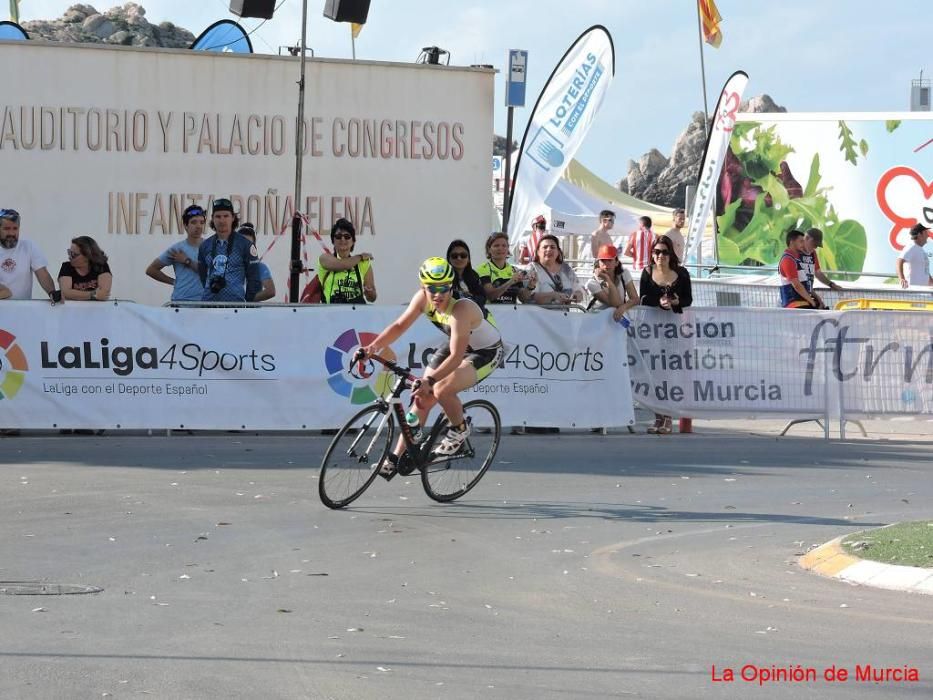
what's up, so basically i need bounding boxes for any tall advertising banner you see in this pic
[684,70,749,261]
[715,113,933,277]
[506,26,615,250]
[0,303,635,430]
[0,42,493,305]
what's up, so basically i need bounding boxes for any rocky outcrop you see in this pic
[621,95,788,208]
[21,3,195,48]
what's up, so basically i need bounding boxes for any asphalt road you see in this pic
[1,421,931,699]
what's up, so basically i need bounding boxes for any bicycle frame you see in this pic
[353,353,472,472]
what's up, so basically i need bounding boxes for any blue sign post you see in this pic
[506,49,528,108]
[503,50,528,232]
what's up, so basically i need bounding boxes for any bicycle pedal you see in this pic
[378,465,398,481]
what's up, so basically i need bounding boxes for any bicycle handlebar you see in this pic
[353,349,418,384]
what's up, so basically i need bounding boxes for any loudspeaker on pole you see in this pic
[229,0,276,20]
[323,0,371,24]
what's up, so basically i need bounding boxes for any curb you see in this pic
[799,536,933,595]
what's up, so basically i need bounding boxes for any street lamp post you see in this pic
[289,0,310,302]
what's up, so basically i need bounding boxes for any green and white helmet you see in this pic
[418,256,455,285]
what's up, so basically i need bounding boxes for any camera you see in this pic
[209,276,226,294]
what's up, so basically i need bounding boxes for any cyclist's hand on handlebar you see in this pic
[412,375,434,398]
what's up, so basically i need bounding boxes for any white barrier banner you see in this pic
[0,303,634,430]
[626,307,933,418]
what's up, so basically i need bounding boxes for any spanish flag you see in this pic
[10,0,20,23]
[698,0,723,48]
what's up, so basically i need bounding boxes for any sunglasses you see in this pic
[67,248,81,259]
[449,252,469,260]
[652,249,670,256]
[0,208,21,223]
[186,207,206,217]
[425,283,452,294]
[332,232,353,240]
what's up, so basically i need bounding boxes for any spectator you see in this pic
[623,215,655,277]
[585,244,639,321]
[896,223,932,289]
[527,234,583,306]
[446,239,486,306]
[145,204,206,302]
[237,224,277,302]
[518,214,548,264]
[639,235,692,435]
[59,236,112,302]
[663,208,686,261]
[198,198,258,303]
[477,232,526,304]
[802,228,842,304]
[317,217,377,304]
[588,209,616,260]
[0,208,60,302]
[779,229,821,309]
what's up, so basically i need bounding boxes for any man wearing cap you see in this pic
[0,209,60,302]
[197,198,259,303]
[145,204,207,302]
[519,214,548,264]
[896,223,932,288]
[802,227,842,309]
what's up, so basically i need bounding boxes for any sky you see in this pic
[14,1,930,185]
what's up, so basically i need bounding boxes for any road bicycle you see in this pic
[319,350,501,509]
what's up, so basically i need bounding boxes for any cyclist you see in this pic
[362,256,503,476]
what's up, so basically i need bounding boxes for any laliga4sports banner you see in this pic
[0,302,634,430]
[684,69,749,262]
[506,25,615,250]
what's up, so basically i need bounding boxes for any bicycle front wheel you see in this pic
[421,399,500,502]
[319,404,395,509]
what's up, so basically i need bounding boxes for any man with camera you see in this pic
[197,198,259,303]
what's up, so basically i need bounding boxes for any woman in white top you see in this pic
[584,244,639,321]
[524,234,583,306]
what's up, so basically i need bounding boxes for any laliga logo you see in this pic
[0,328,29,400]
[876,166,933,251]
[324,329,395,405]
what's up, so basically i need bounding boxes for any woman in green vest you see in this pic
[317,218,377,304]
[477,231,530,304]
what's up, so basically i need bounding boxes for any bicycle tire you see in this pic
[421,399,500,502]
[319,404,395,509]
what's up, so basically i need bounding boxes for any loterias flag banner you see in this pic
[684,70,749,262]
[506,25,615,251]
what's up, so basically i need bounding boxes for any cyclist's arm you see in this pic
[364,289,424,355]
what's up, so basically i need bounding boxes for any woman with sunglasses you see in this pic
[59,236,112,302]
[527,234,582,306]
[317,218,377,304]
[639,235,693,434]
[362,257,503,476]
[446,239,486,306]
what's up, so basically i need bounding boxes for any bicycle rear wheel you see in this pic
[319,404,395,509]
[421,399,500,502]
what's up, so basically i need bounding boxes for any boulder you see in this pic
[621,95,788,208]
[22,3,195,48]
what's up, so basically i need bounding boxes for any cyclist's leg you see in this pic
[433,346,500,455]
[385,349,446,464]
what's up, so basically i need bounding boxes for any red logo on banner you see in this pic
[876,166,933,251]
